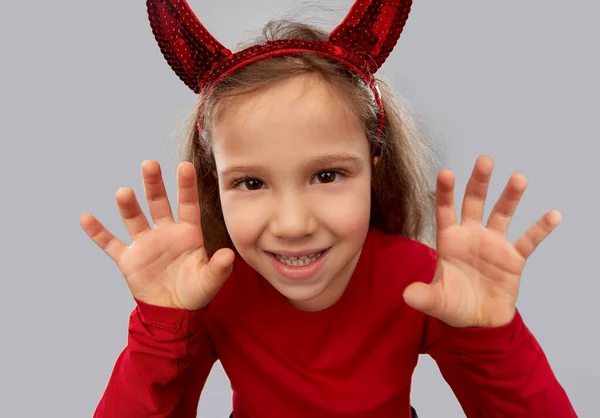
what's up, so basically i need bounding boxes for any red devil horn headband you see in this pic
[146,0,412,142]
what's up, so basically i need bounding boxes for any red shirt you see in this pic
[93,228,577,417]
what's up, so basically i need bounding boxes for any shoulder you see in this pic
[365,228,437,287]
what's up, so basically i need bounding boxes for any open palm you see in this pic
[403,156,561,328]
[80,160,234,310]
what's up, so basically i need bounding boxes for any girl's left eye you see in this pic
[312,170,344,184]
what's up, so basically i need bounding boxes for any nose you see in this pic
[269,191,317,239]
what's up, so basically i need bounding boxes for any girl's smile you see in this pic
[266,247,330,281]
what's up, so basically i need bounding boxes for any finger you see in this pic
[403,281,444,318]
[177,162,202,226]
[201,248,235,295]
[514,210,562,259]
[486,172,528,234]
[115,187,152,239]
[435,169,457,231]
[141,160,174,226]
[79,213,127,263]
[461,155,494,225]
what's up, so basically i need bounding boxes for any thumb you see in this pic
[403,281,443,317]
[203,247,235,294]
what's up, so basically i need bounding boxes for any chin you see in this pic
[273,277,336,312]
[274,277,330,299]
[260,248,349,311]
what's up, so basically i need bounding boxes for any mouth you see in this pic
[265,248,331,280]
[272,250,325,267]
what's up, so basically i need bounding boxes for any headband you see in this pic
[146,0,412,152]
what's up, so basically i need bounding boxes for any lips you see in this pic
[266,248,330,280]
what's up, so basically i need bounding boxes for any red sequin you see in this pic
[146,0,413,144]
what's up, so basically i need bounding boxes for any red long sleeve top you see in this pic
[93,228,577,417]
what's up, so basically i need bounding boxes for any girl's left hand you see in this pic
[403,155,562,328]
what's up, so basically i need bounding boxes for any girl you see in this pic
[81,1,576,417]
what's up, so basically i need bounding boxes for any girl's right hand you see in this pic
[80,160,234,311]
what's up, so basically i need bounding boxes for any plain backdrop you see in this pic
[0,0,598,416]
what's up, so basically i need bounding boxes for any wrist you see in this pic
[474,305,517,329]
[134,298,208,334]
[438,309,524,351]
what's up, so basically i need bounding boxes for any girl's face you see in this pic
[212,74,372,312]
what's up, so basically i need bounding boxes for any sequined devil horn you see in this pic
[146,0,232,93]
[146,0,412,94]
[329,0,412,72]
[147,0,412,150]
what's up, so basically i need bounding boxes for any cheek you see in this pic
[220,193,267,247]
[317,178,372,234]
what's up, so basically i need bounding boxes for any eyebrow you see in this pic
[219,153,365,176]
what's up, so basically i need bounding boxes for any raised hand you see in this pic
[403,156,561,328]
[80,160,234,310]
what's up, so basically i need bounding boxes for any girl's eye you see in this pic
[312,170,344,184]
[235,178,264,191]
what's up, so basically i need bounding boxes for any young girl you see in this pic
[81,1,577,417]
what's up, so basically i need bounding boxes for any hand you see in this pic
[403,156,561,328]
[80,160,234,310]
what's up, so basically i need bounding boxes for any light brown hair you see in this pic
[178,20,438,255]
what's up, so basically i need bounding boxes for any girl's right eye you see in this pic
[233,177,265,191]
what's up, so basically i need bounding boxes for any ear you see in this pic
[211,170,217,179]
[371,156,380,187]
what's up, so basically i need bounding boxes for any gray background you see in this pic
[0,0,597,416]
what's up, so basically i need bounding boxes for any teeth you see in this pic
[275,251,323,267]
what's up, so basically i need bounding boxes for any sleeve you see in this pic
[93,299,218,418]
[420,313,578,417]
[418,250,577,417]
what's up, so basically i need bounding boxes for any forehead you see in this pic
[211,74,369,168]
